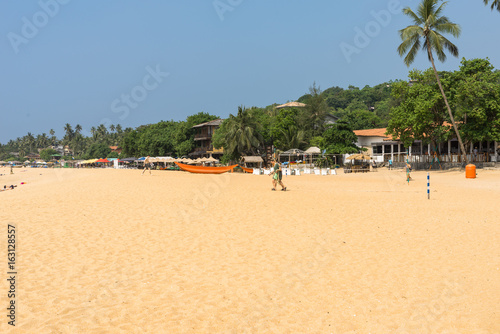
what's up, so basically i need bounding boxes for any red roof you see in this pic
[353,128,393,139]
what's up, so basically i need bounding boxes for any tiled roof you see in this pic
[353,128,391,138]
[192,119,224,128]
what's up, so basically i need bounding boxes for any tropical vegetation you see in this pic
[397,0,467,161]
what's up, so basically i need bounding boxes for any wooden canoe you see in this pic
[174,162,237,174]
[240,166,254,173]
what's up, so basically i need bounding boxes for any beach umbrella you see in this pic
[275,101,307,109]
[281,148,305,155]
[96,158,110,163]
[205,156,219,163]
[304,146,321,154]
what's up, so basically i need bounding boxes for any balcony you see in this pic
[194,134,211,141]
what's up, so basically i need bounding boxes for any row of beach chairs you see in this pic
[251,168,338,176]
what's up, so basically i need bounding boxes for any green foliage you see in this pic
[388,59,500,150]
[40,148,58,161]
[452,58,500,144]
[483,0,500,12]
[270,108,302,150]
[310,136,324,148]
[387,69,452,148]
[340,109,383,130]
[320,120,359,154]
[299,83,329,136]
[398,0,467,159]
[398,0,461,67]
[84,143,111,159]
[215,106,263,161]
[120,112,219,158]
[106,151,119,159]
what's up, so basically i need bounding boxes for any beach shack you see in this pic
[353,127,500,169]
[241,156,263,169]
[191,119,224,159]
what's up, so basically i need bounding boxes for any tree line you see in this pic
[1,0,499,163]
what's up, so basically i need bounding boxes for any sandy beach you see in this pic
[0,166,499,333]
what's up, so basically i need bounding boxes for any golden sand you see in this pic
[0,166,499,333]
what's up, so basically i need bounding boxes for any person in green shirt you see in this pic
[271,159,286,191]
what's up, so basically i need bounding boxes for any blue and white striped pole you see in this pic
[427,173,430,200]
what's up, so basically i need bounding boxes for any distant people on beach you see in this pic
[388,159,393,170]
[142,156,152,175]
[1,185,16,192]
[271,159,286,191]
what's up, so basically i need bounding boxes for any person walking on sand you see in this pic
[271,159,286,191]
[141,156,152,175]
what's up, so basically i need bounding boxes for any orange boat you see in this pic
[174,162,237,174]
[240,166,254,173]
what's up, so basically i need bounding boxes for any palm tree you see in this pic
[397,0,468,163]
[26,132,35,154]
[75,124,82,134]
[49,129,57,146]
[301,83,329,136]
[224,106,263,159]
[484,0,500,11]
[97,124,109,144]
[36,133,50,150]
[64,123,74,140]
[90,126,97,141]
[280,126,306,150]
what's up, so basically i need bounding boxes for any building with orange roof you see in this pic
[353,127,499,168]
[109,146,122,154]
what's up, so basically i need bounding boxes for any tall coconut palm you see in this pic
[64,123,74,140]
[25,132,35,154]
[397,0,468,163]
[224,106,263,159]
[49,129,57,146]
[484,0,500,11]
[90,126,97,142]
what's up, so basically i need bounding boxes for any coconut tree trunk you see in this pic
[427,46,468,164]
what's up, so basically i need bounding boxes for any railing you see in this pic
[194,134,211,140]
[377,153,496,163]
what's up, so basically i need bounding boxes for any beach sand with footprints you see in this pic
[1,167,499,333]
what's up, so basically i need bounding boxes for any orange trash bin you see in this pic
[465,164,476,179]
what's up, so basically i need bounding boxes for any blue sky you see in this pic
[1,0,499,143]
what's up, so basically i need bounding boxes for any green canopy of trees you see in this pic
[2,56,499,162]
[387,58,500,149]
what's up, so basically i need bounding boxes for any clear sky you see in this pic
[1,0,499,143]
